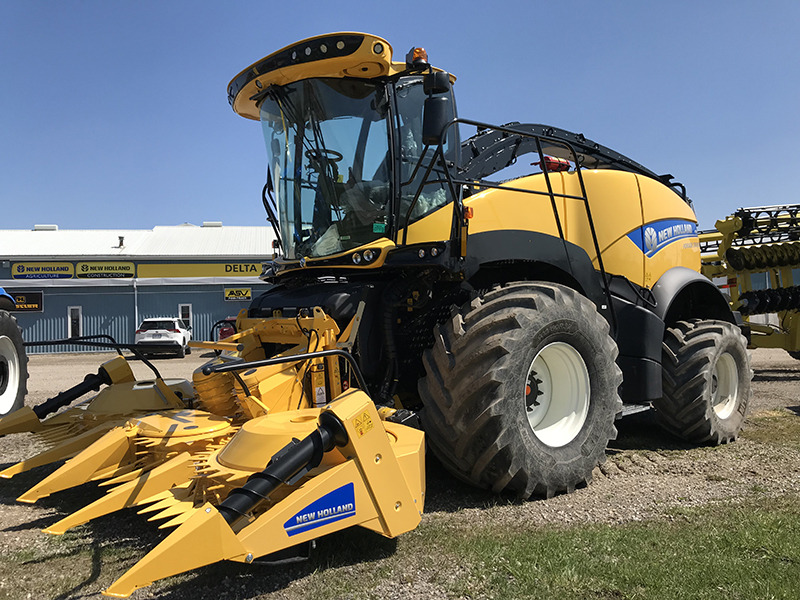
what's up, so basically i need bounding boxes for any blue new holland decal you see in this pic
[627,219,698,258]
[284,482,356,537]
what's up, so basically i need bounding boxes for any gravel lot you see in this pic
[1,348,799,599]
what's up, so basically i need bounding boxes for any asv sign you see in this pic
[224,288,252,301]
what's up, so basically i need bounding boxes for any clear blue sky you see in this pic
[1,1,797,231]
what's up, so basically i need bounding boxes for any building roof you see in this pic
[0,224,276,259]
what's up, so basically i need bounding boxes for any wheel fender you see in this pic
[0,288,14,312]
[651,266,733,325]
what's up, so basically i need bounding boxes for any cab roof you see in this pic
[228,33,404,121]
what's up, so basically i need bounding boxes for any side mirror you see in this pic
[423,70,451,95]
[422,70,452,146]
[423,96,450,146]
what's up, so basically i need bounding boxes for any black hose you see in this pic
[217,410,348,526]
[33,368,112,419]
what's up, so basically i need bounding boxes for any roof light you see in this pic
[406,46,429,67]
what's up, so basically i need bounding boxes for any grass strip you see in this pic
[431,496,800,600]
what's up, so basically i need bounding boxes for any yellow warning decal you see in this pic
[352,411,374,438]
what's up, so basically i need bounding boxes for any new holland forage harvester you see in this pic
[0,33,752,596]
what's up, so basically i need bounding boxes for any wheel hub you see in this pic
[711,352,739,420]
[0,335,19,413]
[0,359,7,396]
[524,342,590,448]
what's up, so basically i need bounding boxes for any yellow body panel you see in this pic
[637,174,701,286]
[402,169,698,289]
[467,175,566,238]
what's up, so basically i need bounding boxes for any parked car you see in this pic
[218,317,237,340]
[134,317,192,358]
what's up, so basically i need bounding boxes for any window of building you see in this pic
[179,304,192,330]
[68,306,82,339]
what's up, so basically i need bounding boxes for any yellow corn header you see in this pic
[0,308,424,596]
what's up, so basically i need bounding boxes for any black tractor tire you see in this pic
[418,282,623,499]
[786,350,800,361]
[0,310,28,417]
[655,320,751,445]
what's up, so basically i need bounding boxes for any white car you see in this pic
[134,318,192,358]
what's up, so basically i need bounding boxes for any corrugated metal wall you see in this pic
[15,283,271,354]
[16,286,134,353]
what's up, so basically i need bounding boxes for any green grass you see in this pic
[415,497,800,600]
[4,495,800,599]
[743,410,800,449]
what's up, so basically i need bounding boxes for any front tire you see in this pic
[655,320,751,444]
[418,282,622,499]
[0,310,28,416]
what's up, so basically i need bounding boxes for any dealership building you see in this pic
[0,223,275,353]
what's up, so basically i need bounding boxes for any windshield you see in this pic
[139,320,177,331]
[260,78,391,260]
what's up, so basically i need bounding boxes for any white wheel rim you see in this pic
[524,341,590,448]
[712,352,739,420]
[0,335,21,414]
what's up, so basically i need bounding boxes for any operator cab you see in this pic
[228,33,459,265]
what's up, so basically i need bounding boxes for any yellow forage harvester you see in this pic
[2,29,756,596]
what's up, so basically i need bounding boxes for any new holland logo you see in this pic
[644,227,658,254]
[628,219,697,258]
[284,483,356,537]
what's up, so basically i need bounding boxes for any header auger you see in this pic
[1,32,753,595]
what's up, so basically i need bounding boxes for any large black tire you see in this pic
[655,320,752,444]
[0,310,28,416]
[786,350,800,361]
[418,282,623,499]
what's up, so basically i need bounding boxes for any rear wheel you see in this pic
[176,344,186,359]
[418,282,622,499]
[655,320,751,444]
[0,310,28,416]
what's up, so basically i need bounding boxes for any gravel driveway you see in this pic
[1,348,798,599]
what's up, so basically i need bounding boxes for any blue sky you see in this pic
[1,1,797,231]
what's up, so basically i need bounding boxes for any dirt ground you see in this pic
[1,349,799,599]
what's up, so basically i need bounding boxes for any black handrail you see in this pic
[25,337,163,379]
[202,348,368,392]
[407,116,619,332]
